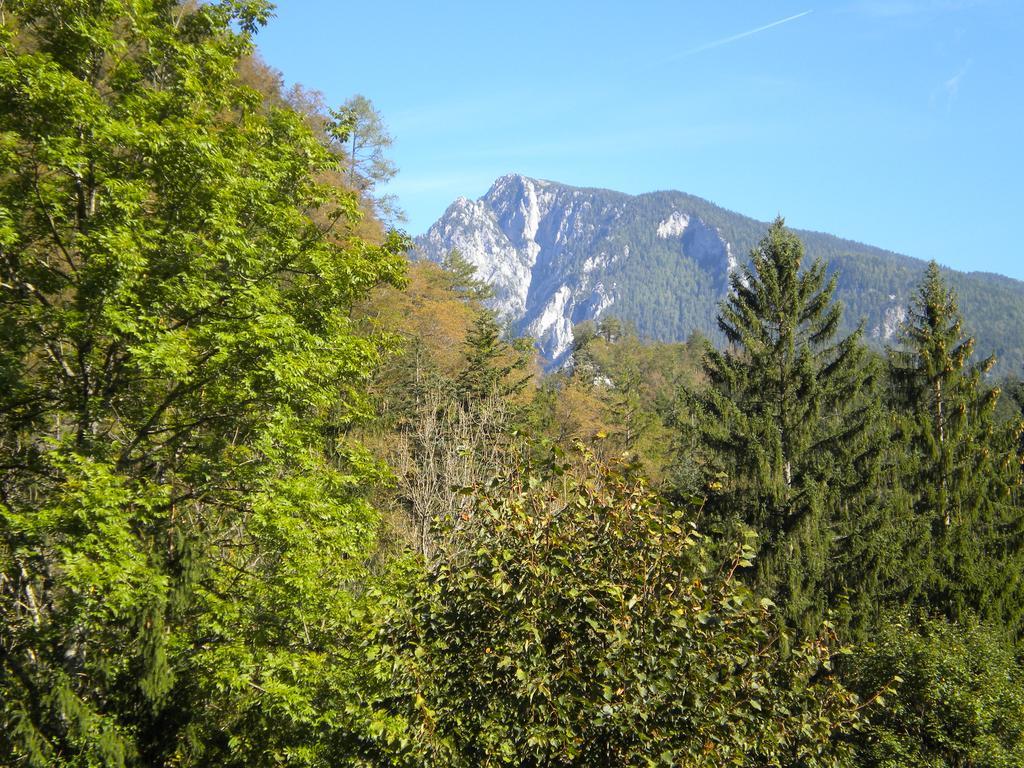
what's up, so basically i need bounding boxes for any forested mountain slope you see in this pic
[416,174,1024,373]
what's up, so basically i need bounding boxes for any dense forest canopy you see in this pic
[1,3,1022,767]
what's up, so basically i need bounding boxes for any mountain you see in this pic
[415,174,1024,375]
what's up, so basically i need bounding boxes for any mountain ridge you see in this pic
[415,174,1024,374]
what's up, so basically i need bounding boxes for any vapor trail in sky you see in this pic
[672,10,813,59]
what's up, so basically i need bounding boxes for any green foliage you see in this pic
[556,320,704,485]
[884,263,1024,637]
[1007,377,1024,452]
[0,2,404,764]
[376,446,868,767]
[685,219,881,635]
[845,615,1024,768]
[0,4,1021,764]
[355,257,533,560]
[331,93,400,222]
[440,248,495,302]
[456,310,531,405]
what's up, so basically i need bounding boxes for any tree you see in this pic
[440,248,494,302]
[0,2,404,764]
[455,310,531,405]
[356,259,525,560]
[374,447,871,767]
[1010,376,1024,453]
[685,218,881,635]
[886,262,1024,636]
[331,93,401,222]
[565,323,704,483]
[844,614,1024,768]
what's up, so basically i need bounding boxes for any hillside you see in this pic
[416,174,1024,373]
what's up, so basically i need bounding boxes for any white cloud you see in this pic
[931,58,972,112]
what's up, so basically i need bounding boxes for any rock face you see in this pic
[415,174,1024,374]
[417,175,629,362]
[416,174,737,364]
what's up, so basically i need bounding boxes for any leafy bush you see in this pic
[845,615,1024,768]
[375,446,868,767]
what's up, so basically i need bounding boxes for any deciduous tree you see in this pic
[0,2,404,764]
[377,447,870,767]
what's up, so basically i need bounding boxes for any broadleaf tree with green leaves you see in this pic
[375,445,871,767]
[0,2,406,764]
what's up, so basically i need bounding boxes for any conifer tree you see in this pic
[455,310,530,405]
[440,248,494,302]
[686,218,881,634]
[887,262,1024,636]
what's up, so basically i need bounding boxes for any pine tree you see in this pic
[686,218,881,634]
[887,262,1024,636]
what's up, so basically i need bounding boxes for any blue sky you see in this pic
[255,1,1024,281]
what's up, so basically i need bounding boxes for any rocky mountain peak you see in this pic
[418,177,628,362]
[416,175,735,365]
[414,175,1024,375]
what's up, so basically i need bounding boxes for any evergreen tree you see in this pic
[455,310,530,405]
[685,218,881,635]
[1010,376,1024,453]
[440,248,494,302]
[887,262,1024,636]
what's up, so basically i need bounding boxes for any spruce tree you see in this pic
[887,262,1024,636]
[455,310,530,405]
[441,248,494,302]
[686,218,881,635]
